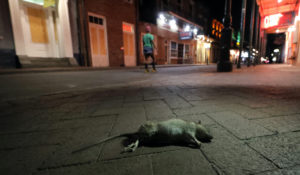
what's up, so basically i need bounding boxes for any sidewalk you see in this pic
[0,64,201,75]
[0,64,299,175]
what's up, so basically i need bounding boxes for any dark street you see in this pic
[0,64,299,175]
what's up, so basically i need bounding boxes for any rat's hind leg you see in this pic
[124,140,139,152]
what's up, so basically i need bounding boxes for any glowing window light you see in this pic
[193,28,198,35]
[169,19,178,31]
[184,25,190,32]
[157,13,166,26]
[204,43,211,49]
[278,0,282,3]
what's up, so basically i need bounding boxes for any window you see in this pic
[170,41,177,57]
[89,16,103,25]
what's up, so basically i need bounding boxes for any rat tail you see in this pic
[72,133,135,154]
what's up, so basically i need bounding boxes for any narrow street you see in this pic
[0,64,299,175]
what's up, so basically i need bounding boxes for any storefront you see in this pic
[139,12,211,65]
[8,0,77,67]
[195,35,213,64]
[257,0,300,65]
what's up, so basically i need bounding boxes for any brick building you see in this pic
[139,0,213,65]
[83,0,137,67]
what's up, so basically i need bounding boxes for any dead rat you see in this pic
[72,118,213,154]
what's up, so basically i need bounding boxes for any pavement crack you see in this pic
[37,161,92,171]
[245,142,281,169]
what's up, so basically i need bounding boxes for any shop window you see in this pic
[170,41,177,57]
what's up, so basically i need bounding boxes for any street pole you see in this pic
[217,0,233,72]
[248,0,255,67]
[237,0,247,69]
[254,5,260,65]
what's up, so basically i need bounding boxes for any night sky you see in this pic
[203,0,243,30]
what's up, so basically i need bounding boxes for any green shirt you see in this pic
[143,33,154,48]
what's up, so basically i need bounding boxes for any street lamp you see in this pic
[237,0,247,69]
[217,0,233,72]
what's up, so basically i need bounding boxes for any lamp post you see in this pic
[217,0,233,72]
[237,0,247,69]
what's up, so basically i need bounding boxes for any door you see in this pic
[178,43,184,63]
[122,22,136,67]
[22,2,58,57]
[88,13,109,67]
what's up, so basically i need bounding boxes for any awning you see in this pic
[257,0,298,17]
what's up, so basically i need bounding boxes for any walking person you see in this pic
[143,25,156,72]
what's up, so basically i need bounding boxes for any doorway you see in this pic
[88,13,109,67]
[122,22,136,66]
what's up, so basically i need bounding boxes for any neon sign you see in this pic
[263,14,283,28]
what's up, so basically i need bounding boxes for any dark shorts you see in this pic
[143,46,153,55]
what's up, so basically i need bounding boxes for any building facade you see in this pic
[5,0,78,68]
[0,0,16,68]
[139,0,213,65]
[83,0,137,67]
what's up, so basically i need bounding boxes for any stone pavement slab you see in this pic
[39,116,116,169]
[247,131,300,168]
[35,155,152,175]
[255,165,300,175]
[151,149,217,175]
[253,114,300,133]
[144,100,175,121]
[207,111,274,139]
[0,146,58,175]
[200,124,276,175]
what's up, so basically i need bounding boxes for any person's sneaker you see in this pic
[151,69,156,72]
[145,69,149,73]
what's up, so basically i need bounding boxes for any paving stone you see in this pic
[144,100,175,121]
[0,130,66,150]
[99,137,184,161]
[255,165,300,175]
[109,107,147,135]
[39,117,115,169]
[253,114,300,133]
[258,105,300,116]
[155,87,192,109]
[207,111,274,139]
[0,146,58,175]
[176,114,216,126]
[219,103,272,120]
[165,86,203,101]
[34,155,152,175]
[162,95,192,109]
[200,125,276,175]
[142,88,163,101]
[238,98,274,109]
[173,105,226,116]
[151,149,217,175]
[247,132,300,168]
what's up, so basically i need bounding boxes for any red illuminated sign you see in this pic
[262,12,295,29]
[122,24,133,33]
[263,14,283,28]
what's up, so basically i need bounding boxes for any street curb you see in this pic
[0,64,207,75]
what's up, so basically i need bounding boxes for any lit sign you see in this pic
[179,31,193,40]
[123,24,133,33]
[262,12,295,29]
[264,14,283,29]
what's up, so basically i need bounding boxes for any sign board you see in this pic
[44,0,56,8]
[262,12,295,29]
[179,31,193,40]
